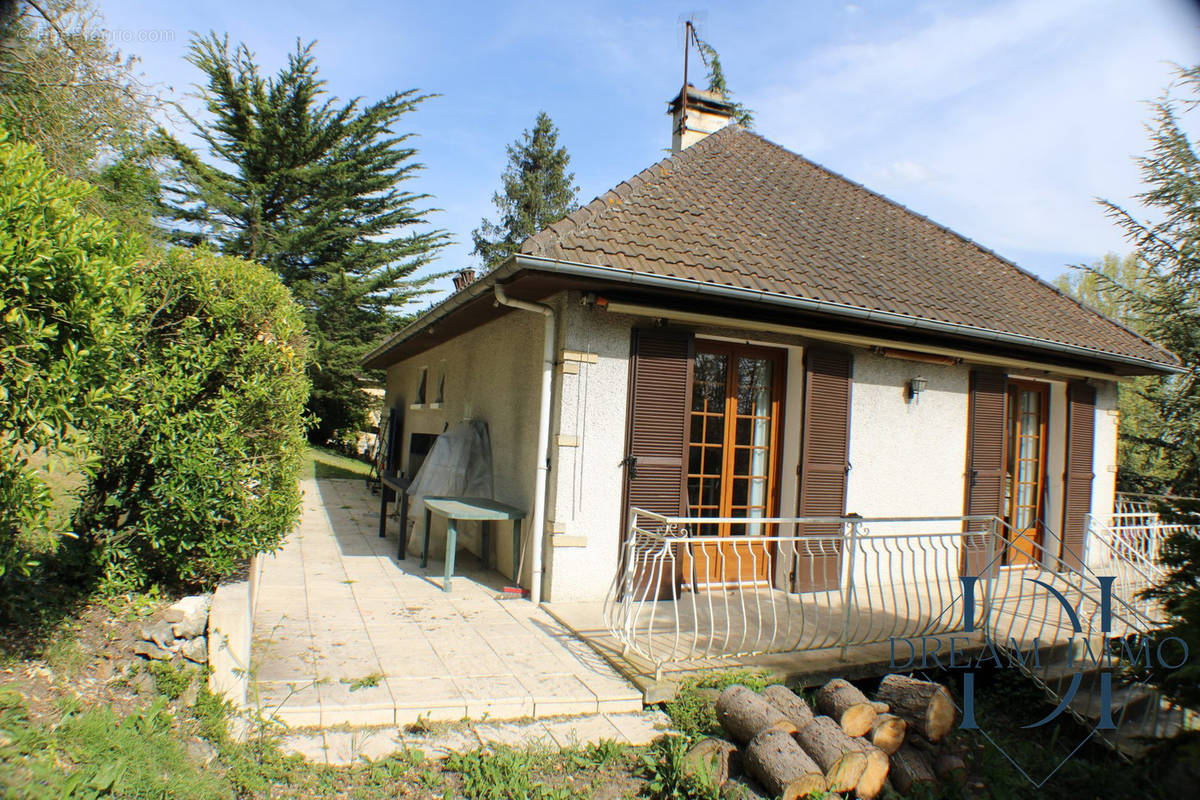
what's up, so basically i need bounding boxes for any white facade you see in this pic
[382,290,1126,603]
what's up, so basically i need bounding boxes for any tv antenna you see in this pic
[676,12,710,137]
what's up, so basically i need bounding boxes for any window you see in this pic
[413,368,428,408]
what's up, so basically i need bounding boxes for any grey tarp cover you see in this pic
[405,421,494,555]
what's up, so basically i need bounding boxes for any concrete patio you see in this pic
[251,476,643,731]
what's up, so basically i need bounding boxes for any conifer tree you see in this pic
[472,112,578,272]
[696,37,753,128]
[1094,65,1200,707]
[159,34,448,444]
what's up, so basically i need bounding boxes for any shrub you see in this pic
[0,131,138,584]
[77,247,309,590]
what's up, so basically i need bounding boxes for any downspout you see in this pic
[493,283,555,604]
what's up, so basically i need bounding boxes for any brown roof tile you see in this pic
[522,126,1175,369]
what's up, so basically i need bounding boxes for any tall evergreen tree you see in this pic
[1093,65,1200,707]
[1056,254,1168,491]
[472,112,578,272]
[159,34,448,444]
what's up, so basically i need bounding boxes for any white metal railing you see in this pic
[604,505,1196,748]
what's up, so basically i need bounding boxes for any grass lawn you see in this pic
[302,446,373,481]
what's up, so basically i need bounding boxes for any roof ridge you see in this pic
[521,126,742,256]
[741,131,1179,364]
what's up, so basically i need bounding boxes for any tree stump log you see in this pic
[935,753,967,787]
[683,738,741,786]
[817,678,877,737]
[745,729,827,800]
[870,701,890,713]
[867,713,907,755]
[875,674,956,742]
[717,685,798,745]
[762,685,815,732]
[793,715,869,792]
[847,738,890,800]
[889,745,936,794]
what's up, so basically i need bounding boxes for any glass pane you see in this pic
[693,353,728,412]
[737,358,772,415]
[734,448,750,475]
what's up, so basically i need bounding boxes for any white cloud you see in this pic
[747,0,1199,276]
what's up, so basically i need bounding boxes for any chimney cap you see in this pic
[666,84,735,117]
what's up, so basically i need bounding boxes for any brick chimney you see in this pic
[452,268,476,292]
[667,84,735,154]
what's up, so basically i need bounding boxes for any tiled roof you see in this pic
[522,126,1176,369]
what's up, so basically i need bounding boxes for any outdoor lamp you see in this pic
[907,376,928,401]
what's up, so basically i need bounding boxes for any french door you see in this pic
[684,341,784,588]
[1002,381,1048,566]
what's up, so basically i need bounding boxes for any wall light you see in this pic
[907,376,928,402]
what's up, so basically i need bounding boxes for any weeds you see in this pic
[149,660,196,700]
[445,745,575,800]
[663,669,771,738]
[0,688,227,799]
[342,671,382,691]
[639,735,720,800]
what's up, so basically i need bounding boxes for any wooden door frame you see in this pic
[686,338,787,587]
[1003,378,1050,566]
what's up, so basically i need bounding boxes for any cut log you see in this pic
[793,715,869,792]
[889,745,936,794]
[905,732,937,753]
[867,713,907,755]
[717,685,798,745]
[745,729,827,800]
[847,738,889,800]
[817,678,878,737]
[762,684,815,732]
[682,738,741,786]
[935,753,967,787]
[870,701,890,713]
[875,674,956,742]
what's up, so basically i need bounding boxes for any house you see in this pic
[362,86,1179,608]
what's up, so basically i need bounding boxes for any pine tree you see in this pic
[1056,254,1168,491]
[1095,65,1200,707]
[158,34,448,444]
[472,112,578,272]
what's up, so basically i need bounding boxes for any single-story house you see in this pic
[363,86,1179,605]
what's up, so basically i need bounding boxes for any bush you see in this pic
[0,131,138,583]
[77,247,309,591]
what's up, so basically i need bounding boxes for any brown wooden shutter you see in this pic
[620,329,693,597]
[1061,382,1096,570]
[962,370,1007,576]
[794,349,852,592]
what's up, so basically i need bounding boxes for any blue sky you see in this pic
[98,0,1199,306]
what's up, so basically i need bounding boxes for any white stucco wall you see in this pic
[1092,380,1120,523]
[840,352,971,585]
[543,302,635,602]
[383,306,545,579]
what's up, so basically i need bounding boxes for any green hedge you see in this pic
[78,247,310,591]
[0,131,138,582]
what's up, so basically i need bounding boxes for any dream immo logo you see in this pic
[888,576,1188,786]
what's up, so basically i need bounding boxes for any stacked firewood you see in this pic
[682,674,964,799]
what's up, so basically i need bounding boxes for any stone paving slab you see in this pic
[252,478,642,730]
[280,710,675,766]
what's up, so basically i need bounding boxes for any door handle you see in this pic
[620,455,638,480]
